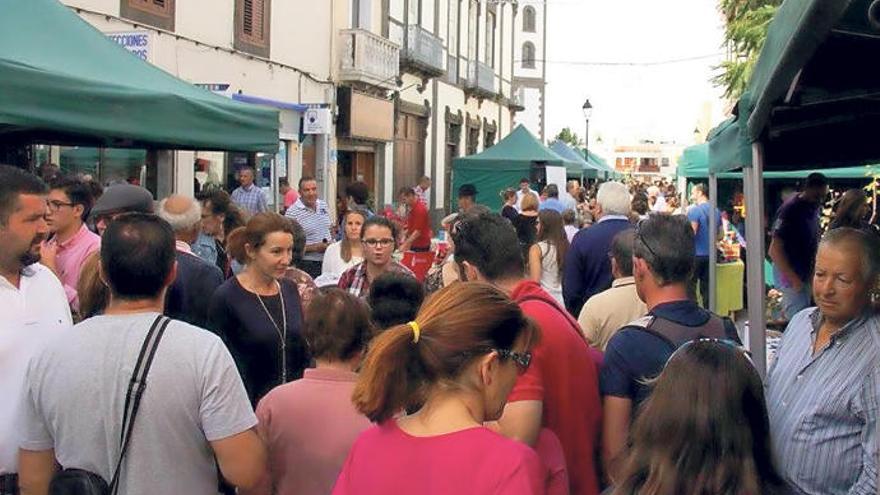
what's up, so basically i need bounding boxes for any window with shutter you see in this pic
[120,0,174,30]
[235,0,270,57]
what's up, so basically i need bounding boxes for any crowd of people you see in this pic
[3,161,880,495]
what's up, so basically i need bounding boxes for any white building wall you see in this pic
[61,0,336,200]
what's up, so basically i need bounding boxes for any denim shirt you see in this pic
[192,232,218,266]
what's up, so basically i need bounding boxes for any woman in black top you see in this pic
[500,188,518,223]
[513,191,540,265]
[208,213,309,405]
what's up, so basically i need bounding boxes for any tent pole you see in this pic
[744,144,768,378]
[708,173,718,313]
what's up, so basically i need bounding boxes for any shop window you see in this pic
[522,42,535,69]
[523,6,536,33]
[59,146,152,193]
[235,0,271,58]
[121,0,175,31]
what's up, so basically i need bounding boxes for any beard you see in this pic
[19,233,47,267]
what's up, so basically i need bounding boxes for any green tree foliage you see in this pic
[552,127,583,148]
[714,0,780,100]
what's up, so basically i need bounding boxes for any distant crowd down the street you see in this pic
[3,162,880,495]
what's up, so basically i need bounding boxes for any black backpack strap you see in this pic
[109,315,171,494]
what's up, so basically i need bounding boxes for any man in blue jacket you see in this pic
[563,181,633,317]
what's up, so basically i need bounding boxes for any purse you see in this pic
[49,315,171,495]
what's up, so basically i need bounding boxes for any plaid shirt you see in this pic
[231,184,268,215]
[337,261,415,298]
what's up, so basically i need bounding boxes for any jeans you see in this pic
[780,283,812,319]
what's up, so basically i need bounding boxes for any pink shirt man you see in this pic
[243,367,371,495]
[49,224,100,310]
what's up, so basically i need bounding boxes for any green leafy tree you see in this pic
[552,127,583,148]
[713,0,781,100]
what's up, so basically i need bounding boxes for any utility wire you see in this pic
[515,53,723,67]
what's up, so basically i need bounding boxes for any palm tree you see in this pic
[713,0,781,100]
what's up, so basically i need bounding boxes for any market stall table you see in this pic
[715,260,744,318]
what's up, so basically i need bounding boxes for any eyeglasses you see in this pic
[363,238,395,247]
[634,218,659,260]
[47,200,75,211]
[666,338,754,368]
[496,348,532,374]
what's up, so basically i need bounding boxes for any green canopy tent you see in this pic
[586,151,619,179]
[549,141,600,179]
[452,125,575,210]
[705,0,880,376]
[0,0,279,152]
[681,141,880,179]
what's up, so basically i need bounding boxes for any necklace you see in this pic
[253,280,288,384]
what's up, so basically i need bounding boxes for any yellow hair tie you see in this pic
[408,321,421,343]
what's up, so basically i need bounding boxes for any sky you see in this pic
[541,0,729,146]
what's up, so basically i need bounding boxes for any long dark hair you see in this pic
[614,341,787,495]
[353,282,538,423]
[831,189,867,230]
[536,209,569,277]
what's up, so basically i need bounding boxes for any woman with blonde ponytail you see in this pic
[332,282,546,495]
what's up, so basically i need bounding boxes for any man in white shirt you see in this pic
[0,165,72,495]
[515,177,540,212]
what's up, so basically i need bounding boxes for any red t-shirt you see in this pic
[510,280,602,495]
[333,422,547,495]
[406,200,432,250]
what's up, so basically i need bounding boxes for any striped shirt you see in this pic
[766,308,880,495]
[285,198,332,262]
[231,184,268,215]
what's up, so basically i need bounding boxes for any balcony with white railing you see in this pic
[509,86,526,111]
[464,60,497,98]
[339,29,400,90]
[400,25,445,77]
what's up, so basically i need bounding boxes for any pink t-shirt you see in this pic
[284,189,299,209]
[333,422,547,495]
[242,368,372,495]
[50,224,100,310]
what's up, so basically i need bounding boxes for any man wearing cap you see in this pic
[457,184,478,213]
[90,183,154,236]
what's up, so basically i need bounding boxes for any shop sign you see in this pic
[303,108,331,135]
[106,31,150,61]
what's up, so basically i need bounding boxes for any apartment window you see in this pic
[522,42,535,69]
[234,0,271,58]
[467,0,478,63]
[466,125,479,155]
[485,11,496,67]
[523,6,536,32]
[352,0,372,29]
[484,129,496,148]
[447,0,459,50]
[120,0,175,31]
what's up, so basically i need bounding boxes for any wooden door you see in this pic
[394,113,426,193]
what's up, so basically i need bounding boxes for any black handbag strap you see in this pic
[108,315,171,494]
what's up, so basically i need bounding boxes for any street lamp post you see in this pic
[582,98,593,178]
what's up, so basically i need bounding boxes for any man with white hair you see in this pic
[157,195,224,328]
[563,181,633,316]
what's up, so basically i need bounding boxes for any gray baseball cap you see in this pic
[90,183,154,218]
